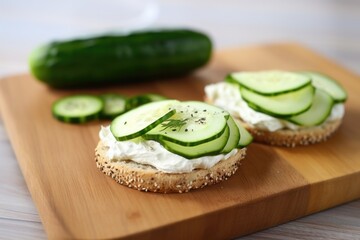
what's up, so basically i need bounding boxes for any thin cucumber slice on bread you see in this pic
[144,101,229,146]
[110,100,246,159]
[110,100,178,141]
[301,71,347,103]
[160,126,230,159]
[288,89,334,126]
[221,116,240,153]
[240,84,315,117]
[234,121,253,147]
[52,95,103,123]
[227,70,311,95]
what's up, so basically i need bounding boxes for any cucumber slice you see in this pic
[288,89,334,126]
[234,120,253,147]
[125,94,168,111]
[160,125,230,159]
[182,101,230,120]
[144,101,229,146]
[110,100,178,141]
[228,71,311,95]
[100,93,127,119]
[240,84,315,117]
[143,93,168,102]
[301,71,347,102]
[125,95,152,111]
[221,116,240,153]
[52,95,103,123]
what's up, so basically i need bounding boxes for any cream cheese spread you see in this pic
[99,126,238,173]
[205,82,344,132]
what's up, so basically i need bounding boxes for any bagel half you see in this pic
[237,118,342,147]
[95,141,247,193]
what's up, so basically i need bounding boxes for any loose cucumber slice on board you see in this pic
[110,100,178,141]
[240,84,315,117]
[52,95,103,123]
[144,101,229,146]
[288,89,334,126]
[125,95,152,111]
[301,71,348,102]
[125,94,168,111]
[228,70,311,95]
[234,121,253,147]
[160,125,230,159]
[143,93,168,102]
[221,116,240,153]
[100,93,127,119]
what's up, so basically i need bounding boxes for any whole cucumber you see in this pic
[29,29,212,88]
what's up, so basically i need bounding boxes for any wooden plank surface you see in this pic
[0,43,359,239]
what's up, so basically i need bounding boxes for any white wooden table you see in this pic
[1,0,360,239]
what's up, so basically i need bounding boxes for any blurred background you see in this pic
[0,0,359,77]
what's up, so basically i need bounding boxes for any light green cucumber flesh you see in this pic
[240,84,315,117]
[52,95,103,123]
[100,93,127,119]
[144,101,229,146]
[228,70,311,95]
[221,116,240,153]
[160,125,230,159]
[110,100,178,141]
[301,71,347,102]
[143,93,168,102]
[288,89,334,126]
[234,120,253,147]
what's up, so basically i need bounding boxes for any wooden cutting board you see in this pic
[1,43,360,239]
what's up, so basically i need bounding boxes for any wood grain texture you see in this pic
[0,43,359,239]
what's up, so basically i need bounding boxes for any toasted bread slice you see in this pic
[95,141,247,193]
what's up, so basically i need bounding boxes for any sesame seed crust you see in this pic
[95,141,246,193]
[237,118,342,147]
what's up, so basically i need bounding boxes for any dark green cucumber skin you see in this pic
[29,29,212,88]
[52,113,100,124]
[125,94,168,111]
[125,95,153,111]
